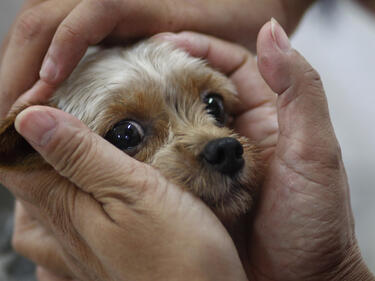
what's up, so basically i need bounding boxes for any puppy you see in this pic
[0,40,261,219]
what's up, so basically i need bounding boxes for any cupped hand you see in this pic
[160,21,373,281]
[2,107,248,281]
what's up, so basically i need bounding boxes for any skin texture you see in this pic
[1,22,374,281]
[0,0,316,118]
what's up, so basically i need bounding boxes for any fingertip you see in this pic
[15,106,57,147]
[15,105,50,132]
[40,56,59,84]
[256,20,291,94]
[39,45,88,86]
[256,21,274,54]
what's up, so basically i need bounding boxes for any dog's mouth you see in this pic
[199,173,257,218]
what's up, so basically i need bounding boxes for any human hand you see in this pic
[12,201,76,281]
[0,0,316,118]
[1,105,249,281]
[159,21,375,281]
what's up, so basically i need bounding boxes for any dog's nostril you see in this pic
[202,137,244,175]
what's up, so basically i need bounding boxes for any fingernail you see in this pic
[15,108,57,147]
[40,56,58,82]
[271,18,291,52]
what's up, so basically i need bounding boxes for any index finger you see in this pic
[39,0,170,85]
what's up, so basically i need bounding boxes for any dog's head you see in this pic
[0,40,261,218]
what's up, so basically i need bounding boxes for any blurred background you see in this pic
[0,0,374,280]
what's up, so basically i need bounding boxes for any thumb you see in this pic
[257,19,340,164]
[14,106,151,200]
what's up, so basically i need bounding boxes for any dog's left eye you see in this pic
[104,120,144,156]
[203,93,226,125]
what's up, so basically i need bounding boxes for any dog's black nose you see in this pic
[202,137,244,175]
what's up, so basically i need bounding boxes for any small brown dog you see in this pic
[0,40,261,219]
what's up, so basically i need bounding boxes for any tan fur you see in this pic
[0,40,261,219]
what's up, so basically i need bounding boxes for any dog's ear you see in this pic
[0,106,36,168]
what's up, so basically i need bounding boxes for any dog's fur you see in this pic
[0,40,261,219]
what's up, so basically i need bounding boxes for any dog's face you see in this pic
[0,40,260,218]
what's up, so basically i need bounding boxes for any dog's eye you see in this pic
[203,93,225,125]
[105,120,144,156]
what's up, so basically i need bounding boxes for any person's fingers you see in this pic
[40,0,181,86]
[257,19,340,164]
[39,0,123,85]
[12,201,73,276]
[14,106,151,200]
[0,0,80,118]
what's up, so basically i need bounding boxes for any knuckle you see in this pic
[301,66,324,92]
[139,168,166,199]
[58,23,81,43]
[135,166,155,194]
[122,165,157,206]
[55,131,98,180]
[14,8,46,43]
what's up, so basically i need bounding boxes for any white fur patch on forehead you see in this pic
[121,40,207,81]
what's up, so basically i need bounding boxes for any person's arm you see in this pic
[0,0,316,118]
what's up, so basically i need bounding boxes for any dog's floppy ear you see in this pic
[0,105,36,168]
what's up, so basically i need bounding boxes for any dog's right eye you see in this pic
[203,93,226,126]
[104,120,144,156]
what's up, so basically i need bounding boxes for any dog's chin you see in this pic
[199,177,256,220]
